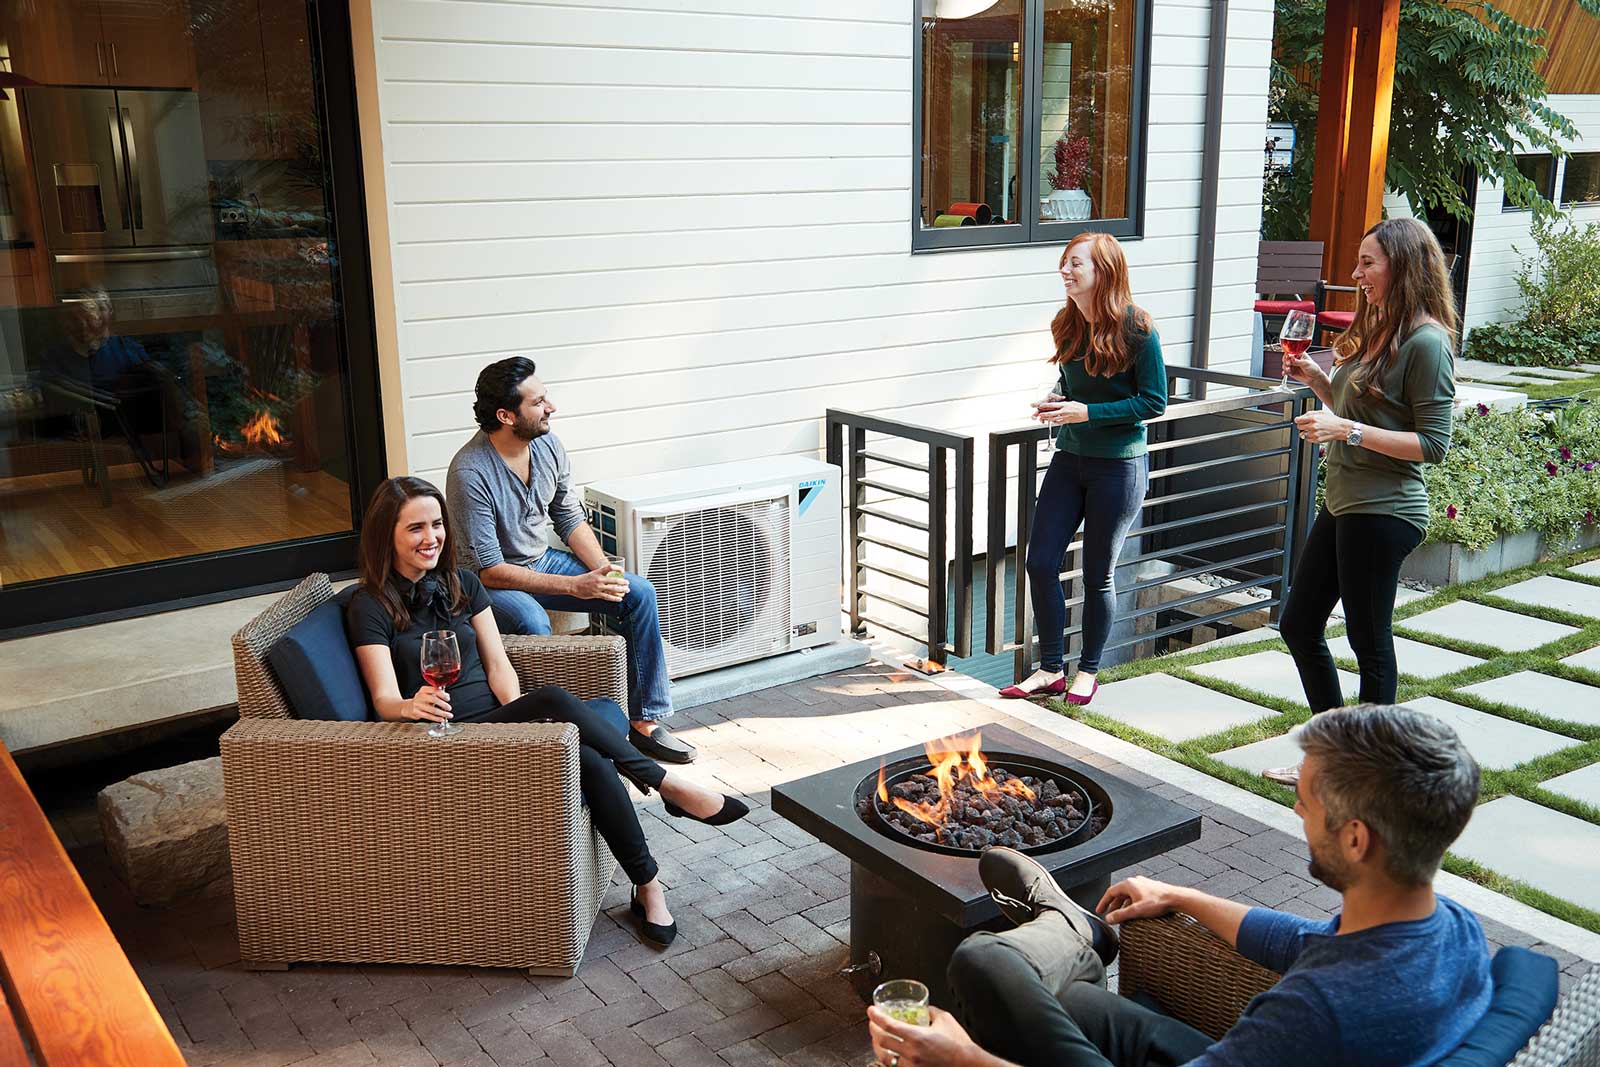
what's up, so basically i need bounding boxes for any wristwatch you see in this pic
[1346,422,1364,448]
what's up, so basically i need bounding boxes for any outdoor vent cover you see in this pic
[639,493,792,677]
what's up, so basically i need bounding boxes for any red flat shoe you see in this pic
[1064,679,1099,706]
[999,675,1068,699]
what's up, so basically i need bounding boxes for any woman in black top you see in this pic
[347,476,747,948]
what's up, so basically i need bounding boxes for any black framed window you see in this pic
[1504,153,1557,211]
[912,0,1150,251]
[0,0,385,632]
[1560,152,1600,207]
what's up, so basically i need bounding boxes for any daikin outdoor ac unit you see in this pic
[584,457,843,679]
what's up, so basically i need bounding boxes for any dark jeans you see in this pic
[948,914,1212,1067]
[1026,450,1149,673]
[474,685,667,885]
[1279,508,1425,713]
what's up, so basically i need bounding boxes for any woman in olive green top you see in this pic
[1278,217,1457,725]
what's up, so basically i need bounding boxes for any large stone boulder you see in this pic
[98,756,229,906]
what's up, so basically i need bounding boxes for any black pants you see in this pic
[1279,509,1424,713]
[474,685,667,886]
[1026,450,1149,674]
[947,915,1212,1067]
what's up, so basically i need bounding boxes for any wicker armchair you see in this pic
[222,573,628,976]
[1119,913,1600,1065]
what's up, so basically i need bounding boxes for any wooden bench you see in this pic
[0,742,184,1066]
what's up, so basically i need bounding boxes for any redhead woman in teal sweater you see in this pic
[1001,233,1167,704]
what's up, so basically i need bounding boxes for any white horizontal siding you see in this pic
[368,0,1274,552]
[1463,94,1600,334]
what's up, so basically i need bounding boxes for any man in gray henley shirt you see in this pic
[445,357,694,763]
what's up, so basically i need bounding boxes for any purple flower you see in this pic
[1446,505,1458,520]
[1586,462,1597,473]
[1560,446,1573,461]
[1475,402,1490,416]
[1588,510,1597,526]
[1546,462,1560,476]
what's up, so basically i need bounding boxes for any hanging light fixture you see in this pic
[922,0,1003,18]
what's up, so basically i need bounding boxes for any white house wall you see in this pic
[365,0,1272,554]
[1459,93,1600,334]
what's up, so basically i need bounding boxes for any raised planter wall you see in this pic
[1402,527,1600,586]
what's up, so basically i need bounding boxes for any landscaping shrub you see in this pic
[1425,400,1600,549]
[1464,215,1600,368]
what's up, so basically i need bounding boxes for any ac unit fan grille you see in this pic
[640,497,791,673]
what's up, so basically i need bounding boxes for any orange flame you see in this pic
[215,406,286,454]
[880,731,1034,834]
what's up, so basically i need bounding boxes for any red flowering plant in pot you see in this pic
[1047,134,1093,220]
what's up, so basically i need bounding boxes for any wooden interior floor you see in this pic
[0,460,352,586]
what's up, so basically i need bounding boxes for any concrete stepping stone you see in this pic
[1539,762,1600,808]
[1491,575,1600,619]
[1090,673,1281,742]
[1400,601,1579,652]
[1454,671,1600,729]
[1569,560,1600,580]
[1191,650,1358,707]
[1324,634,1483,679]
[1517,367,1595,380]
[1215,726,1305,776]
[1562,644,1600,674]
[1451,797,1600,914]
[1400,696,1576,771]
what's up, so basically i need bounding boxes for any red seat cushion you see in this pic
[1254,299,1316,316]
[1318,310,1355,330]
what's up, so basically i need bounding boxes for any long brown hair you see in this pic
[357,476,466,629]
[1049,232,1155,376]
[1332,218,1459,398]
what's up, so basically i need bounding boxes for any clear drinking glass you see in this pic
[1037,378,1063,452]
[1279,309,1316,388]
[420,630,463,738]
[873,978,931,1026]
[604,553,626,580]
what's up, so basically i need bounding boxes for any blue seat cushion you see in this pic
[1436,946,1558,1065]
[265,599,371,721]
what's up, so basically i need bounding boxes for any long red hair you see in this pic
[1049,233,1153,376]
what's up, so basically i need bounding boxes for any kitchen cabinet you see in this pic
[2,0,195,89]
[192,0,314,160]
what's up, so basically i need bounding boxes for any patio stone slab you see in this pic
[1491,575,1600,619]
[1569,560,1600,580]
[1400,696,1577,771]
[1400,601,1580,652]
[1324,634,1484,679]
[1191,650,1358,707]
[1539,762,1600,809]
[1090,673,1282,742]
[1214,726,1305,776]
[1454,671,1600,729]
[1452,797,1600,914]
[1561,644,1600,674]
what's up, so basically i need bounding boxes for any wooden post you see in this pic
[1308,0,1401,309]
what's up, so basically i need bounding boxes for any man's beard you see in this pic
[512,413,549,440]
[1307,841,1353,893]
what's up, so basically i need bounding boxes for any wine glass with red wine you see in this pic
[420,630,463,738]
[1279,309,1316,387]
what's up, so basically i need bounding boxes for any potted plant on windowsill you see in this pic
[1047,133,1092,221]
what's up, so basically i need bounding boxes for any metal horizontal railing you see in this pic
[826,409,974,671]
[985,366,1319,682]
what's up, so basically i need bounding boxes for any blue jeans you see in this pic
[487,550,673,724]
[1025,450,1148,674]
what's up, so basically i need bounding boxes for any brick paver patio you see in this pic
[55,662,1596,1067]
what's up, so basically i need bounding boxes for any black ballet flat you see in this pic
[632,890,677,948]
[663,795,750,827]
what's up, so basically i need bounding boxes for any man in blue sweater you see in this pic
[867,705,1490,1067]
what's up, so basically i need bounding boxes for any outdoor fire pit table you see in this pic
[771,722,1202,1006]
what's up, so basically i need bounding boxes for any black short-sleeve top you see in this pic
[345,568,499,720]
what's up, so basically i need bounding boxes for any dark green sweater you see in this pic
[1054,320,1169,458]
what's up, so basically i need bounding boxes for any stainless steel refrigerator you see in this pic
[24,87,218,320]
